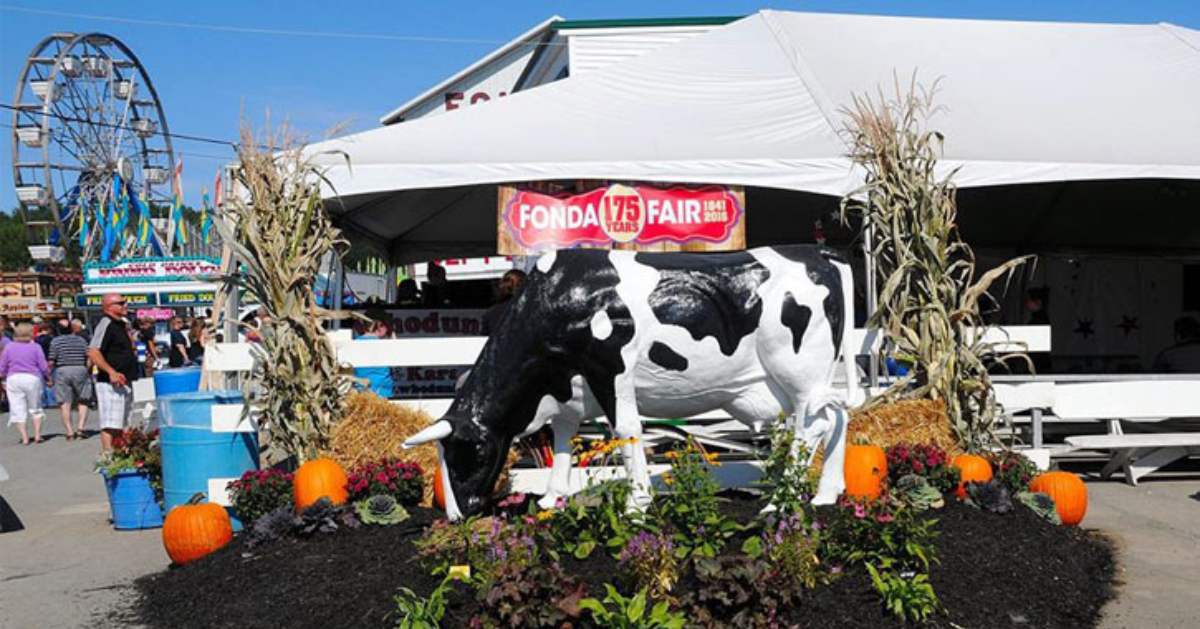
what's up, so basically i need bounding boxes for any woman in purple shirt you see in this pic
[1,323,51,444]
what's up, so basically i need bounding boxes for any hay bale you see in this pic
[847,398,960,454]
[324,392,522,508]
[324,392,440,506]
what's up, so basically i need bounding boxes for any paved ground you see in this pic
[1,409,1198,629]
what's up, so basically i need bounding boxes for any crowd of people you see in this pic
[0,298,209,450]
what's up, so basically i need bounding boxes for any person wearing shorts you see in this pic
[49,327,93,440]
[87,294,139,452]
[0,323,51,445]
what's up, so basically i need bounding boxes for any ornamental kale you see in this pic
[294,498,360,537]
[355,494,410,526]
[245,505,295,547]
[965,480,1014,514]
[1017,491,1061,524]
[893,474,945,511]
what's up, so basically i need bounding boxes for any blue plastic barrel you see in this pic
[153,367,202,397]
[159,390,259,531]
[104,470,164,529]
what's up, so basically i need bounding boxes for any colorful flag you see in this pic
[101,195,116,263]
[171,158,187,246]
[136,192,152,248]
[199,186,214,244]
[78,200,89,248]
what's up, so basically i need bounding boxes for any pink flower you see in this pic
[374,472,388,484]
[853,503,867,519]
[876,512,894,524]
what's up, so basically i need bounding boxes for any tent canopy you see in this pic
[307,10,1200,262]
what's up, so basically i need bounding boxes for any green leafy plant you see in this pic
[684,555,796,629]
[394,575,452,629]
[214,121,355,464]
[992,451,1039,495]
[652,440,739,558]
[1016,491,1061,524]
[618,531,679,601]
[757,423,816,516]
[892,474,945,511]
[749,513,824,590]
[839,77,1031,452]
[821,493,938,573]
[866,563,941,623]
[356,494,410,526]
[579,585,685,629]
[544,479,634,559]
[470,560,584,629]
[226,468,293,526]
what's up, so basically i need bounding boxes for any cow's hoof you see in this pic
[625,493,652,513]
[537,494,563,510]
[759,503,779,515]
[810,490,840,506]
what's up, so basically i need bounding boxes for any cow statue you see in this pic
[405,246,859,520]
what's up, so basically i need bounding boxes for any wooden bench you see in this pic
[1064,433,1200,485]
[1055,380,1200,485]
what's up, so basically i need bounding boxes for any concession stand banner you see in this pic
[497,183,745,254]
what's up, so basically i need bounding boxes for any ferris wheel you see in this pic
[10,32,175,263]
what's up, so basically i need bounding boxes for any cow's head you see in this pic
[404,409,513,520]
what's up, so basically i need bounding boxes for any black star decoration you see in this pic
[1117,315,1140,336]
[1074,318,1095,339]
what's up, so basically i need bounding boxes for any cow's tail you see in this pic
[834,258,861,409]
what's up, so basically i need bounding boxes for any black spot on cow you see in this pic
[648,342,689,371]
[780,294,812,353]
[770,245,845,358]
[635,251,770,356]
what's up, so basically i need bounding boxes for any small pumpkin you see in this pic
[844,443,888,500]
[293,458,349,511]
[1029,471,1088,526]
[952,454,993,499]
[162,493,233,566]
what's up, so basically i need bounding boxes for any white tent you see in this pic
[308,10,1200,261]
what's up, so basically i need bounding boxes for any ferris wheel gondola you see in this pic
[10,32,175,263]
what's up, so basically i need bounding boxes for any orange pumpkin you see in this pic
[162,493,233,566]
[952,454,994,499]
[844,444,888,500]
[1030,471,1088,526]
[293,458,349,511]
[432,464,446,510]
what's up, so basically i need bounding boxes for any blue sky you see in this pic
[2,0,1197,211]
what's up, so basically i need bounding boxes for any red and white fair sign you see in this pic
[501,183,744,251]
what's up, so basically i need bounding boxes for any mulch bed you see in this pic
[131,493,1115,629]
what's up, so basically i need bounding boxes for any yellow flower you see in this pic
[536,510,555,522]
[662,472,674,485]
[664,451,680,461]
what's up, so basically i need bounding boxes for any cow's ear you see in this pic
[403,420,452,448]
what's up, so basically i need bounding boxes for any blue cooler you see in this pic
[159,390,259,531]
[154,367,202,397]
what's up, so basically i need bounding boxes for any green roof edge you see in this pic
[552,16,744,30]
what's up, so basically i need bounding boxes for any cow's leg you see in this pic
[805,400,847,505]
[613,381,652,512]
[539,413,582,510]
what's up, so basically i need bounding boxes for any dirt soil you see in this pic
[132,493,1114,629]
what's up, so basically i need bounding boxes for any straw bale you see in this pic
[848,399,961,455]
[324,392,519,507]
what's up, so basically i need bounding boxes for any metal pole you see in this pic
[862,220,879,389]
[330,256,345,330]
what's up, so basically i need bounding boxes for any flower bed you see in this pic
[132,439,1115,629]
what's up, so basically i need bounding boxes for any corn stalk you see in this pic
[839,77,1030,452]
[213,121,354,464]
